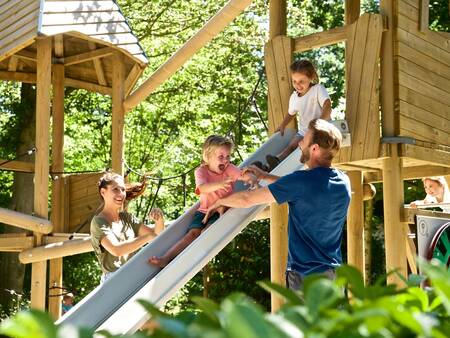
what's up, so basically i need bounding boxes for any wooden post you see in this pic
[111,52,125,174]
[48,63,65,319]
[382,147,407,285]
[346,171,365,280]
[345,0,360,25]
[268,0,289,313]
[380,0,407,286]
[344,0,360,90]
[31,37,52,310]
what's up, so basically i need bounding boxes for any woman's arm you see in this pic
[100,231,155,257]
[320,99,332,120]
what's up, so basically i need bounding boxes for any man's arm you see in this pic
[203,187,276,223]
[243,165,280,184]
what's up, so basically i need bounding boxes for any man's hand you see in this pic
[243,165,266,181]
[202,200,223,224]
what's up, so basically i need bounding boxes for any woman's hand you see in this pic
[148,208,164,222]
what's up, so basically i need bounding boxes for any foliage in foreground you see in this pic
[1,261,449,338]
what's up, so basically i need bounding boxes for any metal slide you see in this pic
[57,129,303,334]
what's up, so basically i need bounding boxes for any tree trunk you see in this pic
[0,84,36,313]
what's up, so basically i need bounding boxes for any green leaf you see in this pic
[336,265,365,299]
[0,310,57,338]
[191,297,220,324]
[304,278,341,318]
[257,280,303,306]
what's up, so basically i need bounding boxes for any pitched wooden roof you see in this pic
[0,0,147,95]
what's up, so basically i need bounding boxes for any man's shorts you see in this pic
[188,210,220,230]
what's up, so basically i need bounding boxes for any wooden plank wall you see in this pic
[396,0,450,147]
[334,13,383,163]
[264,35,294,134]
[0,0,39,62]
[66,172,102,233]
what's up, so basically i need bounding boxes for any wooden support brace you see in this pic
[0,206,52,234]
[0,234,34,252]
[60,47,115,66]
[19,238,93,264]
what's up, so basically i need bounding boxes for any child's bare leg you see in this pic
[149,228,201,267]
[277,135,303,161]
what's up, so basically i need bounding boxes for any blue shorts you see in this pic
[188,211,220,230]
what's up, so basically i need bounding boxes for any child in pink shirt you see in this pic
[149,135,256,267]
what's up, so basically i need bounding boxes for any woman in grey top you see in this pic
[90,172,164,282]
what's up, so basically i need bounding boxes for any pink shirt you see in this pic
[195,164,242,213]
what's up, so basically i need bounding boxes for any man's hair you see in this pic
[202,135,234,164]
[308,119,342,161]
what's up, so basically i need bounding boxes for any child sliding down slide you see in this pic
[149,135,257,267]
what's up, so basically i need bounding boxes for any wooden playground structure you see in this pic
[0,0,449,320]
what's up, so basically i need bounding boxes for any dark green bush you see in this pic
[1,261,449,338]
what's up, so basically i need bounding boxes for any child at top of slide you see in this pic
[410,176,450,213]
[149,135,257,267]
[265,59,332,170]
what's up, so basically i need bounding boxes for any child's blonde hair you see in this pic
[290,59,319,84]
[201,135,234,164]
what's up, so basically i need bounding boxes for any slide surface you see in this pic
[57,130,303,334]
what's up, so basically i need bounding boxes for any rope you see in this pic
[0,147,36,170]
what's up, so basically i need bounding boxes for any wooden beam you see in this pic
[60,47,115,66]
[111,52,125,174]
[124,0,253,111]
[400,145,450,168]
[402,208,449,224]
[269,0,286,37]
[347,171,365,279]
[16,49,37,62]
[64,78,112,96]
[0,159,34,172]
[54,34,64,58]
[0,234,34,252]
[0,206,52,233]
[124,64,142,97]
[294,26,348,53]
[19,238,93,264]
[406,236,418,274]
[419,0,429,32]
[380,0,397,137]
[8,56,19,72]
[0,71,36,83]
[383,146,408,286]
[345,0,360,24]
[88,42,107,86]
[49,63,65,320]
[31,37,52,310]
[268,0,288,314]
[364,165,450,183]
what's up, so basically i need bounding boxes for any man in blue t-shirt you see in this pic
[204,119,351,290]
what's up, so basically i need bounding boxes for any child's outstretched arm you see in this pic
[320,99,332,120]
[276,114,296,136]
[197,178,234,194]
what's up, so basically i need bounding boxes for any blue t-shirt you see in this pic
[268,167,351,276]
